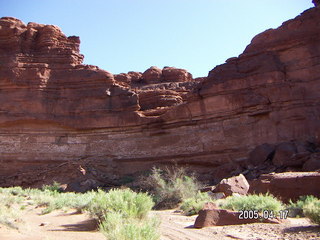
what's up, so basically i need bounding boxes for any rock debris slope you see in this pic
[0,5,320,187]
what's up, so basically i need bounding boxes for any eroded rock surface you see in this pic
[249,172,320,202]
[1,4,320,188]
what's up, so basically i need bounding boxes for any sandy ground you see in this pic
[0,208,319,240]
[0,208,105,240]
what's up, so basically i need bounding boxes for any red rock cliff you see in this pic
[0,5,320,188]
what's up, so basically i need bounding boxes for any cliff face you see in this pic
[0,6,320,188]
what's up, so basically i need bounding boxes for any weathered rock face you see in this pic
[1,5,320,188]
[249,172,320,202]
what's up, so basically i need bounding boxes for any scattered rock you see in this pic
[214,174,250,197]
[39,222,50,226]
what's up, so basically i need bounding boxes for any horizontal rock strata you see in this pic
[1,5,320,187]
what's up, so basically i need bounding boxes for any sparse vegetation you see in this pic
[0,188,24,229]
[219,193,284,215]
[287,195,318,217]
[0,183,159,240]
[303,198,320,225]
[180,191,214,216]
[42,181,63,192]
[99,212,160,240]
[87,188,154,221]
[86,188,159,240]
[140,167,203,209]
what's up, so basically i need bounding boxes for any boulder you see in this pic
[214,174,250,197]
[65,179,99,193]
[303,153,320,171]
[194,208,282,228]
[272,142,298,167]
[248,143,275,166]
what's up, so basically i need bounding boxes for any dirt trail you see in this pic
[0,208,105,240]
[0,208,319,240]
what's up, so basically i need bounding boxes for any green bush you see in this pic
[89,189,159,240]
[303,198,320,225]
[87,188,154,221]
[287,195,318,217]
[141,167,202,209]
[220,194,284,215]
[99,212,160,240]
[42,181,62,192]
[180,191,213,216]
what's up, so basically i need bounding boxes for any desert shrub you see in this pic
[287,195,318,217]
[0,205,22,229]
[220,193,284,215]
[0,188,25,229]
[180,191,214,216]
[39,191,97,214]
[87,188,154,221]
[303,198,320,225]
[141,167,202,209]
[99,212,160,240]
[88,189,159,240]
[42,181,62,192]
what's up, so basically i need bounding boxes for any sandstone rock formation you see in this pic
[249,172,320,202]
[1,4,320,188]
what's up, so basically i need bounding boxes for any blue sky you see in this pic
[0,0,313,77]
